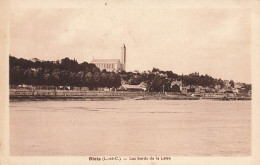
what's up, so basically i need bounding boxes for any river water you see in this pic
[10,100,251,156]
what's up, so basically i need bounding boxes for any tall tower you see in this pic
[121,44,126,70]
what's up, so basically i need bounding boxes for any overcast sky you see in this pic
[10,3,251,83]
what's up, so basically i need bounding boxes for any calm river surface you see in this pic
[10,100,251,156]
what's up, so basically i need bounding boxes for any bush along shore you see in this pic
[9,89,251,101]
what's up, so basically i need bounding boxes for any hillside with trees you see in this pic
[9,55,251,92]
[10,56,121,90]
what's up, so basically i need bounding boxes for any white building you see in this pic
[91,44,126,72]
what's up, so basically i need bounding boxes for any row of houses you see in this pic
[10,79,251,95]
[171,80,251,95]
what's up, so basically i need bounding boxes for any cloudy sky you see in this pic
[10,2,251,83]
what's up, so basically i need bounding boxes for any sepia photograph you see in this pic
[1,0,260,165]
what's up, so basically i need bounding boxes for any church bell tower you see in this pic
[121,44,126,70]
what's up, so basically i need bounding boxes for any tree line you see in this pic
[10,56,121,89]
[9,56,251,92]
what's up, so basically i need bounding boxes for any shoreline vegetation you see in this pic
[9,56,251,102]
[9,56,251,92]
[10,89,251,102]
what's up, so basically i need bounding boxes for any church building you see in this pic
[91,44,126,72]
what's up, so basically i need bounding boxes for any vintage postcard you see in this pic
[1,0,260,165]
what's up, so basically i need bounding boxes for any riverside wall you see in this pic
[9,89,251,101]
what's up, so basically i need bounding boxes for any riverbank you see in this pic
[9,89,251,101]
[10,95,201,101]
[10,95,127,101]
[10,94,251,102]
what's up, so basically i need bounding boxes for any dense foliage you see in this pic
[9,56,251,92]
[9,56,121,89]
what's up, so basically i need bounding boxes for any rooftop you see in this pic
[91,59,120,63]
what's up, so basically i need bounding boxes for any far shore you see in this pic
[9,95,201,101]
[10,90,251,102]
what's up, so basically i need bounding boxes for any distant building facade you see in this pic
[119,82,147,91]
[91,44,126,72]
[171,80,182,92]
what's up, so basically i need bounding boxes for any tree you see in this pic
[69,72,77,86]
[93,73,101,88]
[229,80,235,88]
[10,66,23,85]
[85,72,94,89]
[148,74,165,92]
[216,79,225,88]
[152,67,160,73]
[76,71,85,87]
[60,70,70,86]
[100,73,109,87]
[244,84,251,92]
[113,74,122,88]
[33,68,44,85]
[61,57,79,72]
[24,69,33,85]
[129,75,142,85]
[43,73,51,85]
[51,69,61,86]
[166,71,179,79]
